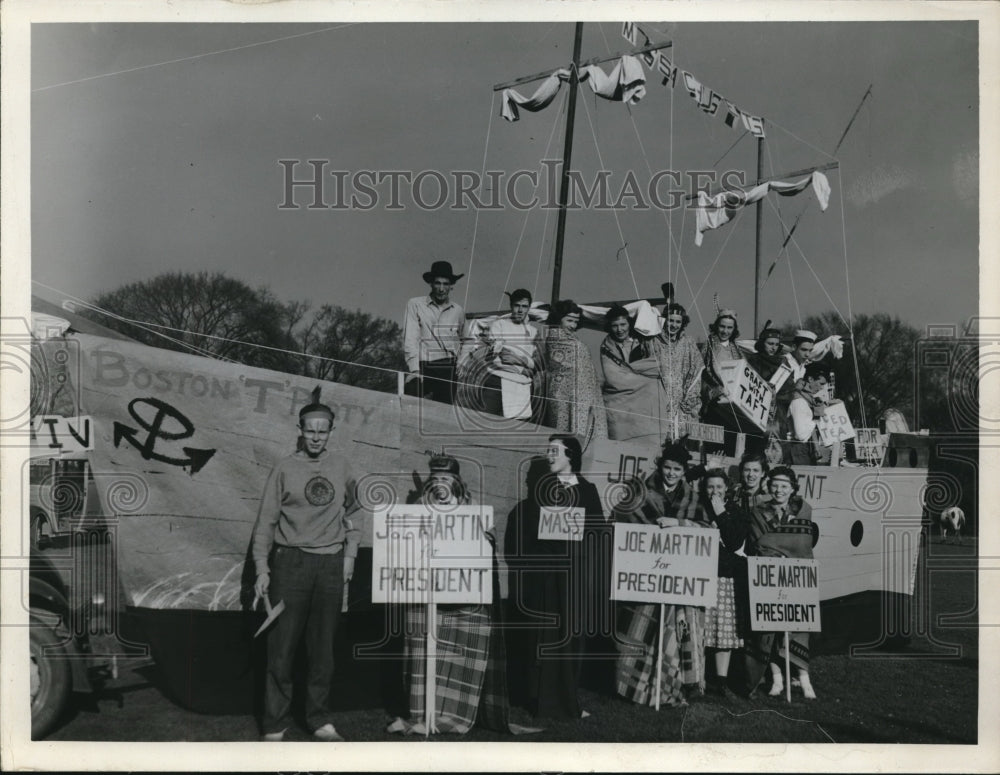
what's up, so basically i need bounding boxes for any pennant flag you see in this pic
[622,21,639,45]
[695,171,831,246]
[656,54,677,87]
[742,112,766,138]
[725,102,740,128]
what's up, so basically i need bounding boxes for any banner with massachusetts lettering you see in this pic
[622,21,766,137]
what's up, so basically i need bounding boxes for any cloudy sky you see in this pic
[28,13,982,341]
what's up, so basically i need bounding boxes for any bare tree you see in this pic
[86,272,301,370]
[87,272,406,391]
[298,305,405,392]
[799,311,922,429]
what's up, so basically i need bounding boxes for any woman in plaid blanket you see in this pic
[741,466,820,699]
[612,439,711,706]
[387,454,531,735]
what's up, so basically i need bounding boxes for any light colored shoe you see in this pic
[768,674,784,697]
[580,710,591,718]
[261,728,286,742]
[799,673,817,700]
[313,723,344,742]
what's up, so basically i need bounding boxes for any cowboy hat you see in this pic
[422,260,464,284]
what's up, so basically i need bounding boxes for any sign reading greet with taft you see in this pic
[718,359,773,431]
[611,524,719,606]
[372,505,493,605]
[748,557,822,632]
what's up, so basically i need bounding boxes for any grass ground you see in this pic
[47,537,978,744]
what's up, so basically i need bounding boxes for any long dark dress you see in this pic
[505,473,608,719]
[740,496,819,693]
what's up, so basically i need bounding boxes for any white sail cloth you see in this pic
[694,171,832,246]
[501,56,646,122]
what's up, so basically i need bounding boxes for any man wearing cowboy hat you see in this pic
[403,260,467,404]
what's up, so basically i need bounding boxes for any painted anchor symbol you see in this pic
[113,397,216,474]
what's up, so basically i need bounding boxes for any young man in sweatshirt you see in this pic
[252,400,361,742]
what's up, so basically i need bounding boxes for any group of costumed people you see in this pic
[612,442,819,706]
[381,435,605,735]
[404,261,844,463]
[254,265,835,741]
[374,263,835,736]
[379,436,818,741]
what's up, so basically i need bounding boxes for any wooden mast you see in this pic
[493,24,671,307]
[550,22,584,307]
[753,131,765,334]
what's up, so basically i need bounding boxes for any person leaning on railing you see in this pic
[402,260,466,404]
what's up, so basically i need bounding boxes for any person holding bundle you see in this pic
[742,466,819,700]
[600,306,668,445]
[788,362,834,465]
[480,288,543,420]
[612,440,709,706]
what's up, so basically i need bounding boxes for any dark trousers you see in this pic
[405,359,456,404]
[263,547,344,734]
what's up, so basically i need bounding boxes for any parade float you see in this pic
[23,21,961,733]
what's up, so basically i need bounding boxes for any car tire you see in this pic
[30,511,48,551]
[30,615,71,739]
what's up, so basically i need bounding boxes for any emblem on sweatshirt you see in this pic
[304,475,336,506]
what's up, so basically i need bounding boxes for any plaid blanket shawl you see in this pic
[396,551,539,735]
[740,498,816,691]
[400,603,491,734]
[615,602,705,707]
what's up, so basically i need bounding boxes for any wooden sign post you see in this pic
[747,557,822,703]
[372,504,494,734]
[610,523,719,710]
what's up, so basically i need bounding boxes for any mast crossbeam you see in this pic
[492,40,672,92]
